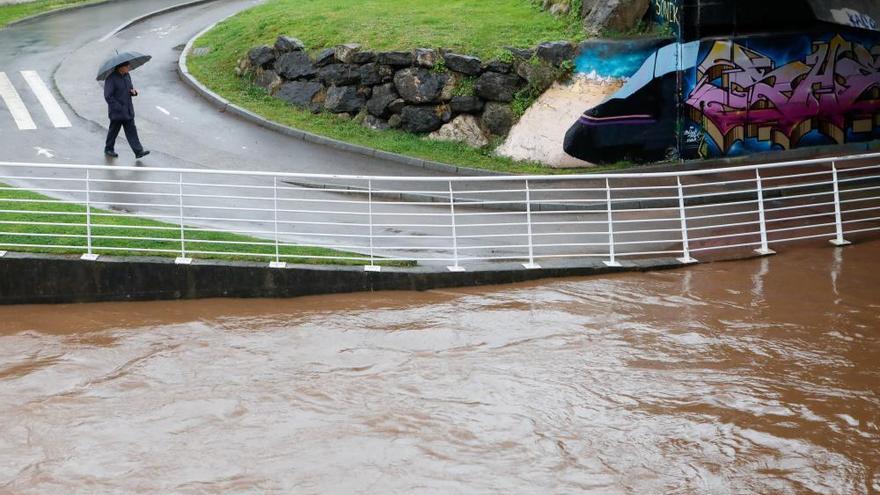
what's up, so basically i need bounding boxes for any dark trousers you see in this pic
[105,119,143,154]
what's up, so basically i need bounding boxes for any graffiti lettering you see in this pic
[683,126,701,144]
[685,35,880,154]
[832,8,879,31]
[653,0,679,25]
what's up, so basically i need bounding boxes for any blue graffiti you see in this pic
[575,46,660,79]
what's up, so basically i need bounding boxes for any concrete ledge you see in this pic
[0,252,685,305]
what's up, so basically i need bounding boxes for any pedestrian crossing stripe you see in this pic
[0,71,72,131]
[0,71,36,130]
[21,70,72,129]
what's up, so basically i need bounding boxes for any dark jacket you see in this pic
[104,71,135,121]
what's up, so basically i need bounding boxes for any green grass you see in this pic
[195,0,586,61]
[187,0,616,175]
[0,184,410,266]
[0,0,103,28]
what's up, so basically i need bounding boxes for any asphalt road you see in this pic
[2,0,438,176]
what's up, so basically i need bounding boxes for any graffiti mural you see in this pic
[564,29,880,164]
[684,33,880,157]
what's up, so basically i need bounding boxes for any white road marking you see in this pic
[155,105,171,116]
[0,72,37,130]
[20,70,72,129]
[34,146,55,158]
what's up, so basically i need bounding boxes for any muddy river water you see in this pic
[1,242,878,494]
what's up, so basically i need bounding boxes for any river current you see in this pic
[1,242,878,494]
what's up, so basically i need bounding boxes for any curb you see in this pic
[177,18,501,178]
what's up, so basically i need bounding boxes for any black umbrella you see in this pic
[96,51,152,81]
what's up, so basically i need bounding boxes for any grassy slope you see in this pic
[0,0,102,28]
[0,184,407,266]
[187,0,616,175]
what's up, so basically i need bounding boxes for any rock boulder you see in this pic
[377,51,415,67]
[274,35,305,53]
[393,68,446,104]
[535,41,574,67]
[366,83,398,118]
[315,48,336,67]
[255,69,282,94]
[583,0,651,35]
[325,85,366,114]
[414,48,438,68]
[335,43,362,64]
[428,115,489,148]
[481,102,515,136]
[359,63,394,86]
[248,45,275,68]
[276,81,325,110]
[484,60,512,74]
[318,64,361,86]
[275,51,316,80]
[400,106,443,133]
[443,53,482,75]
[351,51,376,64]
[475,72,524,102]
[450,96,484,114]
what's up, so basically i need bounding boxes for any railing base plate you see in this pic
[269,261,287,269]
[80,254,99,261]
[0,251,6,258]
[522,262,541,270]
[829,239,852,247]
[447,266,466,272]
[603,261,623,268]
[175,257,193,265]
[364,265,382,273]
[677,257,699,265]
[754,248,776,256]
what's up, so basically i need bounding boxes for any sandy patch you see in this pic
[497,75,622,168]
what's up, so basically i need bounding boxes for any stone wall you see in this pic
[237,37,576,149]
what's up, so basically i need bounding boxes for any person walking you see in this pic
[103,62,149,159]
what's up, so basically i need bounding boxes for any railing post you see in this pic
[447,180,465,272]
[676,176,697,264]
[175,173,192,265]
[270,176,287,268]
[603,178,622,267]
[522,179,540,269]
[754,169,776,256]
[829,162,851,247]
[81,169,99,261]
[365,179,381,272]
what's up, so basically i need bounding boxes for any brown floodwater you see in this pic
[1,241,879,494]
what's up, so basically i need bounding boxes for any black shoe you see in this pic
[135,150,151,159]
[105,150,118,158]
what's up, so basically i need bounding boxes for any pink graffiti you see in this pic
[686,35,880,153]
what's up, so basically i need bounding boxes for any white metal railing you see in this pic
[0,151,879,271]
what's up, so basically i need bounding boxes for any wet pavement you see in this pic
[1,240,878,494]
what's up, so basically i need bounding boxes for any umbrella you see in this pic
[96,51,152,81]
